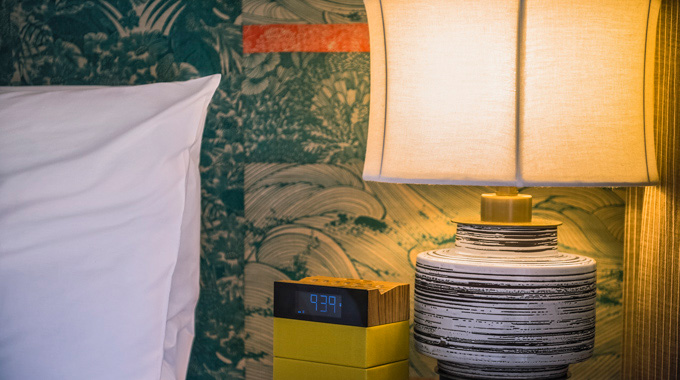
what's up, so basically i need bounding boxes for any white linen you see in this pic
[0,75,220,380]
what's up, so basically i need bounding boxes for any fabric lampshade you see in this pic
[363,0,660,187]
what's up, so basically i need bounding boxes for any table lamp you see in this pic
[362,0,660,379]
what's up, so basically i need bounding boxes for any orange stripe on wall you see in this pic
[243,24,369,53]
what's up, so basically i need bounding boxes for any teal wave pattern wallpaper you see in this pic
[0,1,626,379]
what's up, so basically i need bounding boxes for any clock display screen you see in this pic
[295,291,342,318]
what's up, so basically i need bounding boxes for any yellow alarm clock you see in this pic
[273,276,410,380]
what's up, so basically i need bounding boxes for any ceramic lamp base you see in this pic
[436,360,569,380]
[437,362,569,380]
[414,223,596,379]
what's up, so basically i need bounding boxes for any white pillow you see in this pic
[0,75,220,380]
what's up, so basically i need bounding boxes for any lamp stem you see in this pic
[480,187,532,223]
[496,186,519,196]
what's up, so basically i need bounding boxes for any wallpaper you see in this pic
[0,1,627,379]
[622,0,680,377]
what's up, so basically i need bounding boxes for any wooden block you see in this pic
[274,357,408,380]
[273,357,409,380]
[273,318,409,368]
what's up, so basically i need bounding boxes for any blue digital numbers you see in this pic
[310,294,337,313]
[327,295,336,313]
[310,293,317,310]
[295,291,342,318]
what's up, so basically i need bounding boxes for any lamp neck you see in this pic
[496,186,519,196]
[480,187,533,223]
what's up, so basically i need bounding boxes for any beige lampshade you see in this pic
[363,0,660,186]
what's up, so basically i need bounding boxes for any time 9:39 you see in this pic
[310,294,338,313]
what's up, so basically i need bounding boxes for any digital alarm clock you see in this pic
[273,276,410,380]
[295,290,342,317]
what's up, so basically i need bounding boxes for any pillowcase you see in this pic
[0,75,220,380]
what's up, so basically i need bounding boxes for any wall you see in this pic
[622,0,680,376]
[0,1,627,379]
